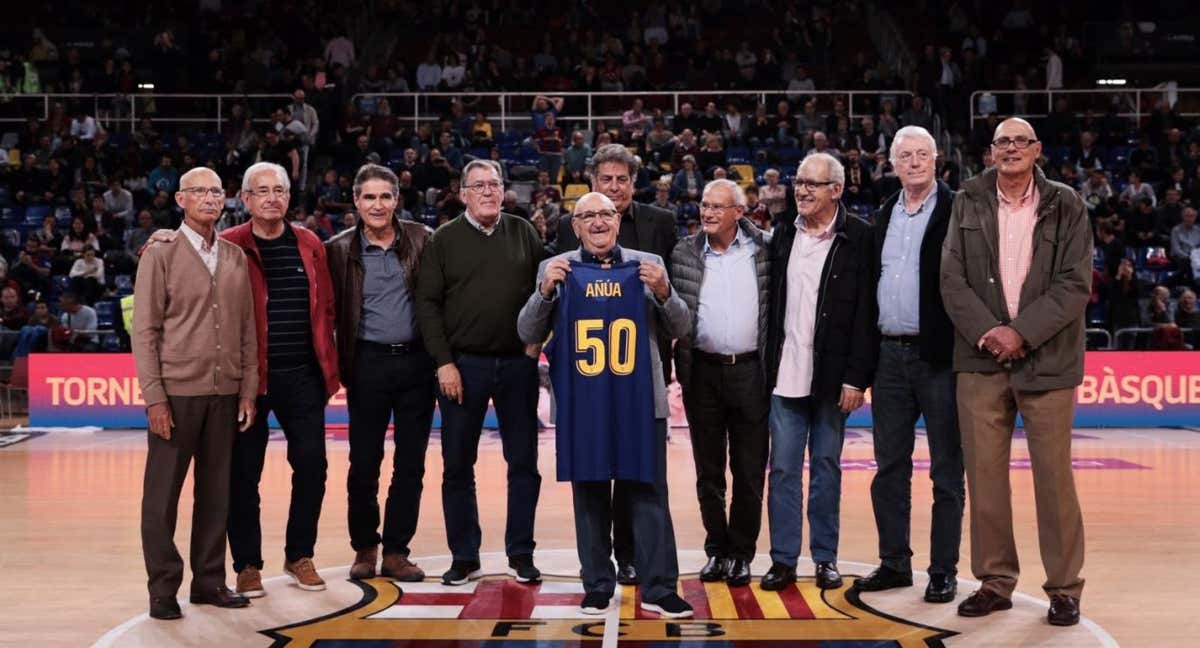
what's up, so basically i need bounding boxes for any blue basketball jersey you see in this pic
[547,260,657,483]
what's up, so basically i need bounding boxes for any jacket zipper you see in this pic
[813,236,841,337]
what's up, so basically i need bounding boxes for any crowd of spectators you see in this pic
[0,0,1197,354]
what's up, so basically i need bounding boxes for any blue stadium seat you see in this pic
[101,333,123,352]
[114,274,134,295]
[0,186,10,207]
[24,205,51,225]
[51,275,71,296]
[95,300,118,328]
[0,206,23,224]
[1,228,20,249]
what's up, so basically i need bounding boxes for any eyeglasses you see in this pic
[895,150,933,163]
[794,179,838,192]
[463,181,504,194]
[180,187,225,198]
[699,202,738,212]
[248,187,288,198]
[573,209,619,223]
[991,136,1038,150]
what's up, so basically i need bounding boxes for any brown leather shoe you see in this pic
[1048,594,1080,626]
[381,553,426,582]
[350,547,379,580]
[236,566,265,598]
[957,589,1013,617]
[284,557,327,591]
[189,585,250,608]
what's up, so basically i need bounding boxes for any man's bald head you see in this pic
[991,118,1041,179]
[572,192,619,257]
[179,166,221,189]
[995,117,1036,140]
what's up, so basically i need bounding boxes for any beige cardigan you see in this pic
[132,230,259,406]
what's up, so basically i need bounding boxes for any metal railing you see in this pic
[1085,328,1114,350]
[0,93,293,130]
[968,87,1200,130]
[349,90,916,133]
[1113,326,1197,350]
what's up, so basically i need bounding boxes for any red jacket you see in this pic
[221,222,339,398]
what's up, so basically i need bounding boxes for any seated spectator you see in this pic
[1119,171,1156,207]
[502,190,529,220]
[1125,198,1163,247]
[1147,285,1172,325]
[671,155,704,203]
[671,129,700,168]
[650,181,677,215]
[471,112,494,147]
[759,168,788,217]
[856,116,887,156]
[644,121,674,165]
[1150,323,1186,350]
[722,103,747,145]
[103,176,135,224]
[672,102,702,135]
[1108,258,1144,341]
[622,98,649,144]
[696,134,727,176]
[68,247,106,304]
[147,155,180,195]
[786,66,816,103]
[842,148,875,209]
[1080,168,1114,213]
[57,292,99,351]
[563,131,592,185]
[532,170,562,207]
[61,216,100,257]
[12,239,51,295]
[1169,206,1200,268]
[32,215,62,253]
[698,102,724,139]
[878,99,901,138]
[743,184,770,229]
[437,131,464,171]
[748,104,776,149]
[125,210,157,257]
[900,96,934,131]
[807,130,834,157]
[0,286,27,358]
[1175,289,1200,329]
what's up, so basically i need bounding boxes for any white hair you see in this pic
[798,152,845,185]
[889,126,937,165]
[241,162,291,194]
[703,179,747,208]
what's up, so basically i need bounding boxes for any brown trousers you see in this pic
[957,372,1085,599]
[141,394,238,598]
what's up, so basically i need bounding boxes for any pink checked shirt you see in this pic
[996,178,1039,320]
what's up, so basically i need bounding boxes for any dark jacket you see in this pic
[223,222,339,398]
[552,200,678,266]
[940,166,1093,390]
[670,217,771,390]
[765,205,878,399]
[325,216,433,382]
[872,181,957,368]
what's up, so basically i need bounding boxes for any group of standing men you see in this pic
[133,117,1090,628]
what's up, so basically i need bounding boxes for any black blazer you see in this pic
[871,181,956,368]
[552,200,679,267]
[765,204,878,399]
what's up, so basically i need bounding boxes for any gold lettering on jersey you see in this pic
[584,280,623,298]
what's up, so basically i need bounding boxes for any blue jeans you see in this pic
[870,339,963,576]
[767,393,847,566]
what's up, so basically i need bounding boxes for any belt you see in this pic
[694,349,758,365]
[358,339,424,355]
[882,334,920,345]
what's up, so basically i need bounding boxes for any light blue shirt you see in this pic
[878,188,937,336]
[695,228,759,355]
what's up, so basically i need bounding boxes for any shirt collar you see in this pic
[464,210,499,235]
[997,176,1035,207]
[179,221,216,252]
[359,225,396,251]
[899,184,938,217]
[581,244,623,264]
[795,213,836,240]
[703,225,750,255]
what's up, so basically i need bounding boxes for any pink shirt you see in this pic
[996,178,1039,320]
[774,217,836,398]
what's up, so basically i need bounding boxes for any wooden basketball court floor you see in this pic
[0,422,1195,647]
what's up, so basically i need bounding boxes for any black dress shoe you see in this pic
[815,562,843,590]
[189,586,250,608]
[726,559,752,587]
[924,574,958,603]
[616,563,639,585]
[1047,594,1080,626]
[699,556,728,582]
[760,563,797,591]
[149,596,182,620]
[957,589,1013,617]
[852,565,913,592]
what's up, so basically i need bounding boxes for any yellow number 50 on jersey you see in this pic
[575,318,637,376]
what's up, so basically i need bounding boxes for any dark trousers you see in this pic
[573,419,679,602]
[682,355,770,560]
[870,339,964,576]
[346,345,436,556]
[227,363,328,572]
[141,394,237,598]
[438,352,541,562]
[609,335,674,566]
